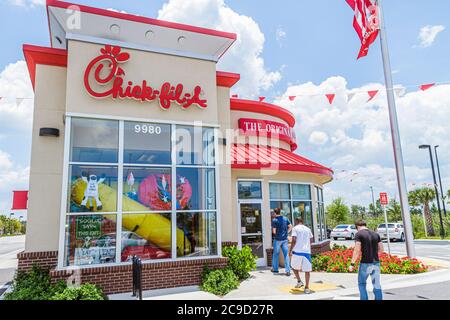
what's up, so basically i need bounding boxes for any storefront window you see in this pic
[176,212,217,257]
[68,165,118,213]
[176,168,215,210]
[122,167,172,211]
[121,213,172,262]
[70,118,119,163]
[64,215,117,266]
[176,126,215,166]
[63,117,218,267]
[123,122,171,164]
[238,181,262,200]
[315,186,326,241]
[269,183,313,235]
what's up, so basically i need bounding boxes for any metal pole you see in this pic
[377,0,415,257]
[434,146,447,217]
[370,186,376,215]
[383,205,391,255]
[426,147,445,239]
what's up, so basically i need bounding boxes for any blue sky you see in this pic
[1,0,449,215]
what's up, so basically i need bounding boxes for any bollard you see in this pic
[131,255,143,300]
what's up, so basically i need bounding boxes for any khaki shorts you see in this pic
[291,255,312,272]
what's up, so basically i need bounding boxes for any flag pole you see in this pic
[377,0,416,257]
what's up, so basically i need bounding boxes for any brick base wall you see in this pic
[265,240,331,267]
[17,251,58,273]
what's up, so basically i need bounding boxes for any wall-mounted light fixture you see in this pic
[39,128,60,137]
[218,138,227,146]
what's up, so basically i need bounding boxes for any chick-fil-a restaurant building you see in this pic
[19,0,333,294]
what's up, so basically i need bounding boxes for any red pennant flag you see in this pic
[367,90,378,102]
[11,190,28,210]
[259,96,266,102]
[346,0,380,59]
[231,94,238,98]
[325,94,336,105]
[420,83,435,91]
[289,96,296,101]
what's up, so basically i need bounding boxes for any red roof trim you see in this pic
[230,98,296,127]
[231,144,333,178]
[216,71,240,88]
[23,44,68,90]
[46,0,237,40]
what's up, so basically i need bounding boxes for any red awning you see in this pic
[231,144,333,178]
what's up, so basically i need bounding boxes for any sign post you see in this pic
[380,192,391,255]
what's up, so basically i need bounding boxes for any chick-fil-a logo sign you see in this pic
[83,45,207,110]
[238,118,297,151]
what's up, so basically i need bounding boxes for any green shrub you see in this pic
[222,245,257,280]
[4,265,66,300]
[200,268,239,296]
[51,283,106,300]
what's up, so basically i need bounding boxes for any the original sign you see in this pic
[238,118,297,150]
[379,192,388,206]
[84,45,207,110]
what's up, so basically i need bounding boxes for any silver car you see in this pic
[377,223,405,242]
[330,224,357,240]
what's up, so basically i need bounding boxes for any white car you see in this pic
[330,224,357,240]
[377,223,405,242]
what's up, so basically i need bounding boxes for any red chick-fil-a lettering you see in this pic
[84,45,208,110]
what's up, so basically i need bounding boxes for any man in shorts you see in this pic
[289,217,314,293]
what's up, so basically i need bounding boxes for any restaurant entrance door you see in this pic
[239,202,265,266]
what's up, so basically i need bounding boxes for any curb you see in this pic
[414,240,450,245]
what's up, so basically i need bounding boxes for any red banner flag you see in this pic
[289,96,296,101]
[346,0,380,59]
[420,83,435,91]
[367,90,379,101]
[12,190,28,210]
[259,96,266,102]
[231,94,239,98]
[326,94,336,105]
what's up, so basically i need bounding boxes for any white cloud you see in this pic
[8,0,44,7]
[275,77,450,206]
[275,26,287,44]
[157,0,281,97]
[417,25,445,48]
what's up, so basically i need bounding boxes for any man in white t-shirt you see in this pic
[289,217,314,293]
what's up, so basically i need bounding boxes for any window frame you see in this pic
[57,115,221,269]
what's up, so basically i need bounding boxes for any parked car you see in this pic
[330,224,357,240]
[376,223,405,242]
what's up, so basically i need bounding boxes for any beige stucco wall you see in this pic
[66,40,219,125]
[25,64,67,252]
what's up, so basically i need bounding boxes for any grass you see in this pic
[416,236,450,240]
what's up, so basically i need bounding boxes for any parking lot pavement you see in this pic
[331,239,450,262]
[0,235,25,293]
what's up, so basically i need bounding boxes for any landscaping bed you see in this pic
[313,245,428,274]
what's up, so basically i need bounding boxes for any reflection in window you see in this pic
[123,122,171,164]
[293,201,312,229]
[176,126,215,166]
[176,212,217,257]
[64,215,117,266]
[70,118,119,163]
[292,184,311,200]
[121,213,171,262]
[238,181,262,200]
[176,168,215,210]
[68,165,118,213]
[122,167,172,211]
[270,201,292,221]
[269,183,290,199]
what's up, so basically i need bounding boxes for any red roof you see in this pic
[231,144,333,178]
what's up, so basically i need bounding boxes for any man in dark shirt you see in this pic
[349,220,384,300]
[271,208,292,276]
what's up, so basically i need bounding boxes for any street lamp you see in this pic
[434,146,447,217]
[419,145,446,239]
[370,186,376,216]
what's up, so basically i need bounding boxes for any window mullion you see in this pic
[115,120,124,264]
[171,123,177,259]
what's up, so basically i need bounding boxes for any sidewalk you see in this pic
[109,258,450,300]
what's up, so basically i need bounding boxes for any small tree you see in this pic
[0,219,4,234]
[409,188,436,237]
[387,199,402,222]
[326,198,350,227]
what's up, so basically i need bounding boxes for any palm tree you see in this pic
[409,188,436,236]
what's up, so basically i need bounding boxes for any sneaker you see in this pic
[304,288,312,294]
[271,269,279,273]
[286,272,291,276]
[295,281,304,289]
